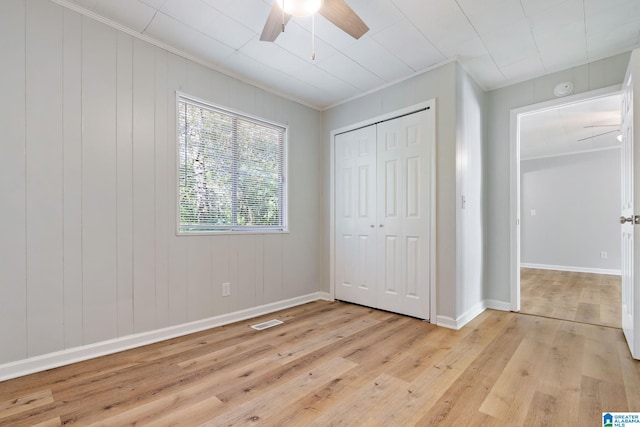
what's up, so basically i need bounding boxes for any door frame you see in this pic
[509,85,622,311]
[329,100,437,321]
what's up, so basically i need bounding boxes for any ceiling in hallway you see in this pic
[520,93,622,160]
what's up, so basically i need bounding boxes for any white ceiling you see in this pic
[58,0,640,109]
[520,93,622,160]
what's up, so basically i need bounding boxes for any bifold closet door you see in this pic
[334,124,377,308]
[334,108,432,320]
[376,110,431,319]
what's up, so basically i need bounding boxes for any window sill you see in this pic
[176,229,290,237]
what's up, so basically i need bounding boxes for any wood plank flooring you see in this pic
[521,268,621,328]
[1,300,638,426]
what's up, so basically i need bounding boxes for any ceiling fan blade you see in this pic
[577,129,620,142]
[318,0,369,39]
[260,2,292,42]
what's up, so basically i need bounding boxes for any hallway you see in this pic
[520,268,621,328]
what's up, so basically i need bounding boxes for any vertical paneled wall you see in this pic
[82,14,119,345]
[0,0,27,364]
[26,0,65,358]
[0,0,322,364]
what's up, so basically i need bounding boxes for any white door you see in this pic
[621,49,640,360]
[335,125,378,308]
[376,110,431,319]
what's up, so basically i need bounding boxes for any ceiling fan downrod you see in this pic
[312,14,316,60]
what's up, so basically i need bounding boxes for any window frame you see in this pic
[175,92,289,236]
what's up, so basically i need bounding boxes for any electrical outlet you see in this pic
[600,251,608,259]
[222,282,231,297]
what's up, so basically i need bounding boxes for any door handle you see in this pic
[620,215,640,224]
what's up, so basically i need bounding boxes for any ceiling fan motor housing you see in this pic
[262,0,369,44]
[277,0,323,17]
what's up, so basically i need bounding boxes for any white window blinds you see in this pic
[177,96,286,233]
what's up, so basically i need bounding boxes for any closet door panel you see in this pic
[335,125,377,308]
[352,126,377,307]
[335,133,356,302]
[383,234,400,293]
[377,122,403,313]
[400,110,432,318]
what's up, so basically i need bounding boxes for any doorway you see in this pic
[510,87,623,328]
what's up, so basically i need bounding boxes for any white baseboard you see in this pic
[435,315,458,330]
[436,298,514,330]
[521,263,621,276]
[0,292,332,382]
[436,301,487,330]
[485,299,513,312]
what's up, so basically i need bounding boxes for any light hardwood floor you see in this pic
[1,300,639,426]
[521,268,622,328]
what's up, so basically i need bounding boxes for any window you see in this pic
[177,95,287,234]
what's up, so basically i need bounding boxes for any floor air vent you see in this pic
[250,319,283,331]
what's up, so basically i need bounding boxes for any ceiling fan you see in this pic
[577,124,621,142]
[260,0,369,44]
[577,129,620,142]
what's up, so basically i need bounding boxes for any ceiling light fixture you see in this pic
[276,0,323,17]
[275,0,323,60]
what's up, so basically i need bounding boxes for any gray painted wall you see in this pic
[485,52,630,303]
[521,149,621,272]
[0,0,322,364]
